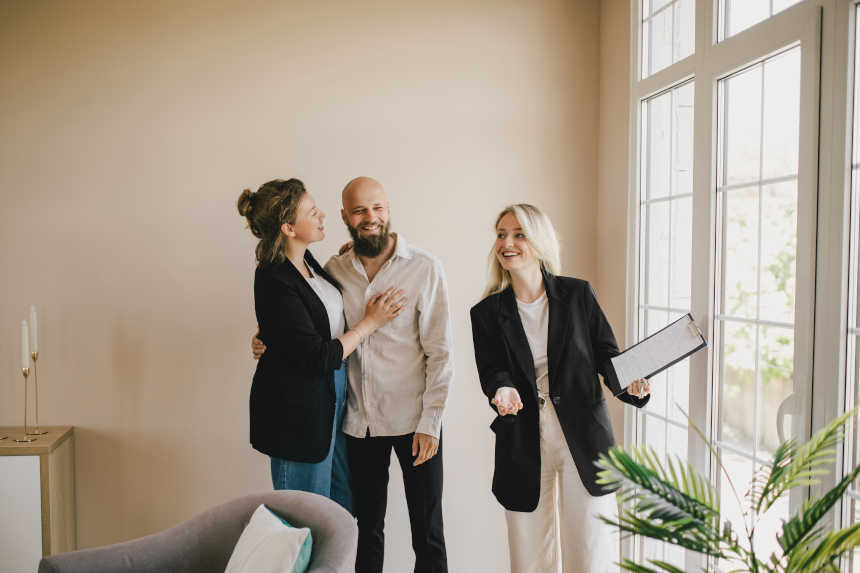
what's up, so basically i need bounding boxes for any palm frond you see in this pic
[784,522,860,573]
[603,510,725,556]
[597,446,720,526]
[756,409,856,514]
[778,463,860,555]
[747,439,796,511]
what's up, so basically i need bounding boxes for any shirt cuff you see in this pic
[415,414,441,439]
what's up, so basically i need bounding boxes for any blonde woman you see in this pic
[469,204,651,572]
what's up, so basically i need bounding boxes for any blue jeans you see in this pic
[270,361,353,514]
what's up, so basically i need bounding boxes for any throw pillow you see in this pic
[225,504,313,573]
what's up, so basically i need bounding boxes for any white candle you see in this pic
[22,320,29,369]
[30,306,38,353]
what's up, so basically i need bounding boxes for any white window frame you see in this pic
[625,0,851,569]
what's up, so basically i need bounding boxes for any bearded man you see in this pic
[254,176,453,573]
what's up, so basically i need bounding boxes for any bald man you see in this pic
[254,177,453,573]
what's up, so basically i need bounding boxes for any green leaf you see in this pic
[778,463,860,555]
[648,560,688,573]
[785,522,860,573]
[605,511,724,556]
[596,447,720,526]
[757,409,856,515]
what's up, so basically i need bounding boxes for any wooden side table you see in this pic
[0,426,75,572]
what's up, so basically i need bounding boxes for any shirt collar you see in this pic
[391,233,411,260]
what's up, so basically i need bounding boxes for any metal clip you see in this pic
[687,321,702,339]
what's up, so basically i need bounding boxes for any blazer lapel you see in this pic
[544,272,571,393]
[497,287,538,397]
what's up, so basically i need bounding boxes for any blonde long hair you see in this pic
[482,204,562,299]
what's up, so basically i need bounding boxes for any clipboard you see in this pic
[605,313,707,397]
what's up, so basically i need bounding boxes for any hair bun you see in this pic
[237,188,255,218]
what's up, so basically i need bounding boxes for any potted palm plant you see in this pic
[596,408,860,572]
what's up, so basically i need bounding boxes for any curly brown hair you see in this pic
[237,179,307,267]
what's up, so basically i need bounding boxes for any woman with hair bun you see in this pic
[238,179,406,512]
[469,204,652,572]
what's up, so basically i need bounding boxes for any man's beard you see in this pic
[347,219,392,259]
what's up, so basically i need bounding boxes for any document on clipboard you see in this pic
[605,313,707,397]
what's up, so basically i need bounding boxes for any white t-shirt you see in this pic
[305,265,346,340]
[516,291,549,395]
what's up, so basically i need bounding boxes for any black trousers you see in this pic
[346,431,447,573]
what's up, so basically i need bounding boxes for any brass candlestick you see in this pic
[14,368,35,442]
[26,351,46,436]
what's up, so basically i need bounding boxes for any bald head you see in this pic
[341,176,391,252]
[342,176,386,208]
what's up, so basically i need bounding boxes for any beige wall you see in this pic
[598,0,633,441]
[0,0,606,570]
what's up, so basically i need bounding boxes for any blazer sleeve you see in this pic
[470,306,516,411]
[583,281,650,408]
[262,272,345,376]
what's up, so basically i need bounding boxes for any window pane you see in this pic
[645,368,669,418]
[724,65,763,186]
[758,327,794,458]
[647,0,670,17]
[667,357,690,424]
[645,414,668,461]
[759,182,797,324]
[725,0,769,38]
[762,50,801,179]
[721,321,757,452]
[642,204,671,307]
[772,0,802,14]
[667,420,689,464]
[720,0,802,41]
[674,0,695,63]
[642,0,695,78]
[717,449,753,557]
[674,82,695,196]
[648,8,674,77]
[671,198,693,308]
[722,187,760,319]
[647,93,672,201]
[752,463,790,558]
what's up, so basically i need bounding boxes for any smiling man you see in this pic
[326,176,453,573]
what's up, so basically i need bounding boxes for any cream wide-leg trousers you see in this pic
[505,398,620,573]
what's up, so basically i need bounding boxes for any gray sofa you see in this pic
[37,491,357,573]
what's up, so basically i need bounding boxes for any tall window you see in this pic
[636,79,694,569]
[714,46,800,562]
[629,1,827,571]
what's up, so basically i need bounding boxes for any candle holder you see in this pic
[26,351,46,436]
[14,368,35,442]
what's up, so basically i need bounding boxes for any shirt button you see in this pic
[553,397,561,404]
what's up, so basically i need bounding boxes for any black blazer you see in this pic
[250,250,345,463]
[470,272,649,512]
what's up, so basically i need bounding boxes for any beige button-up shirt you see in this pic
[324,234,454,439]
